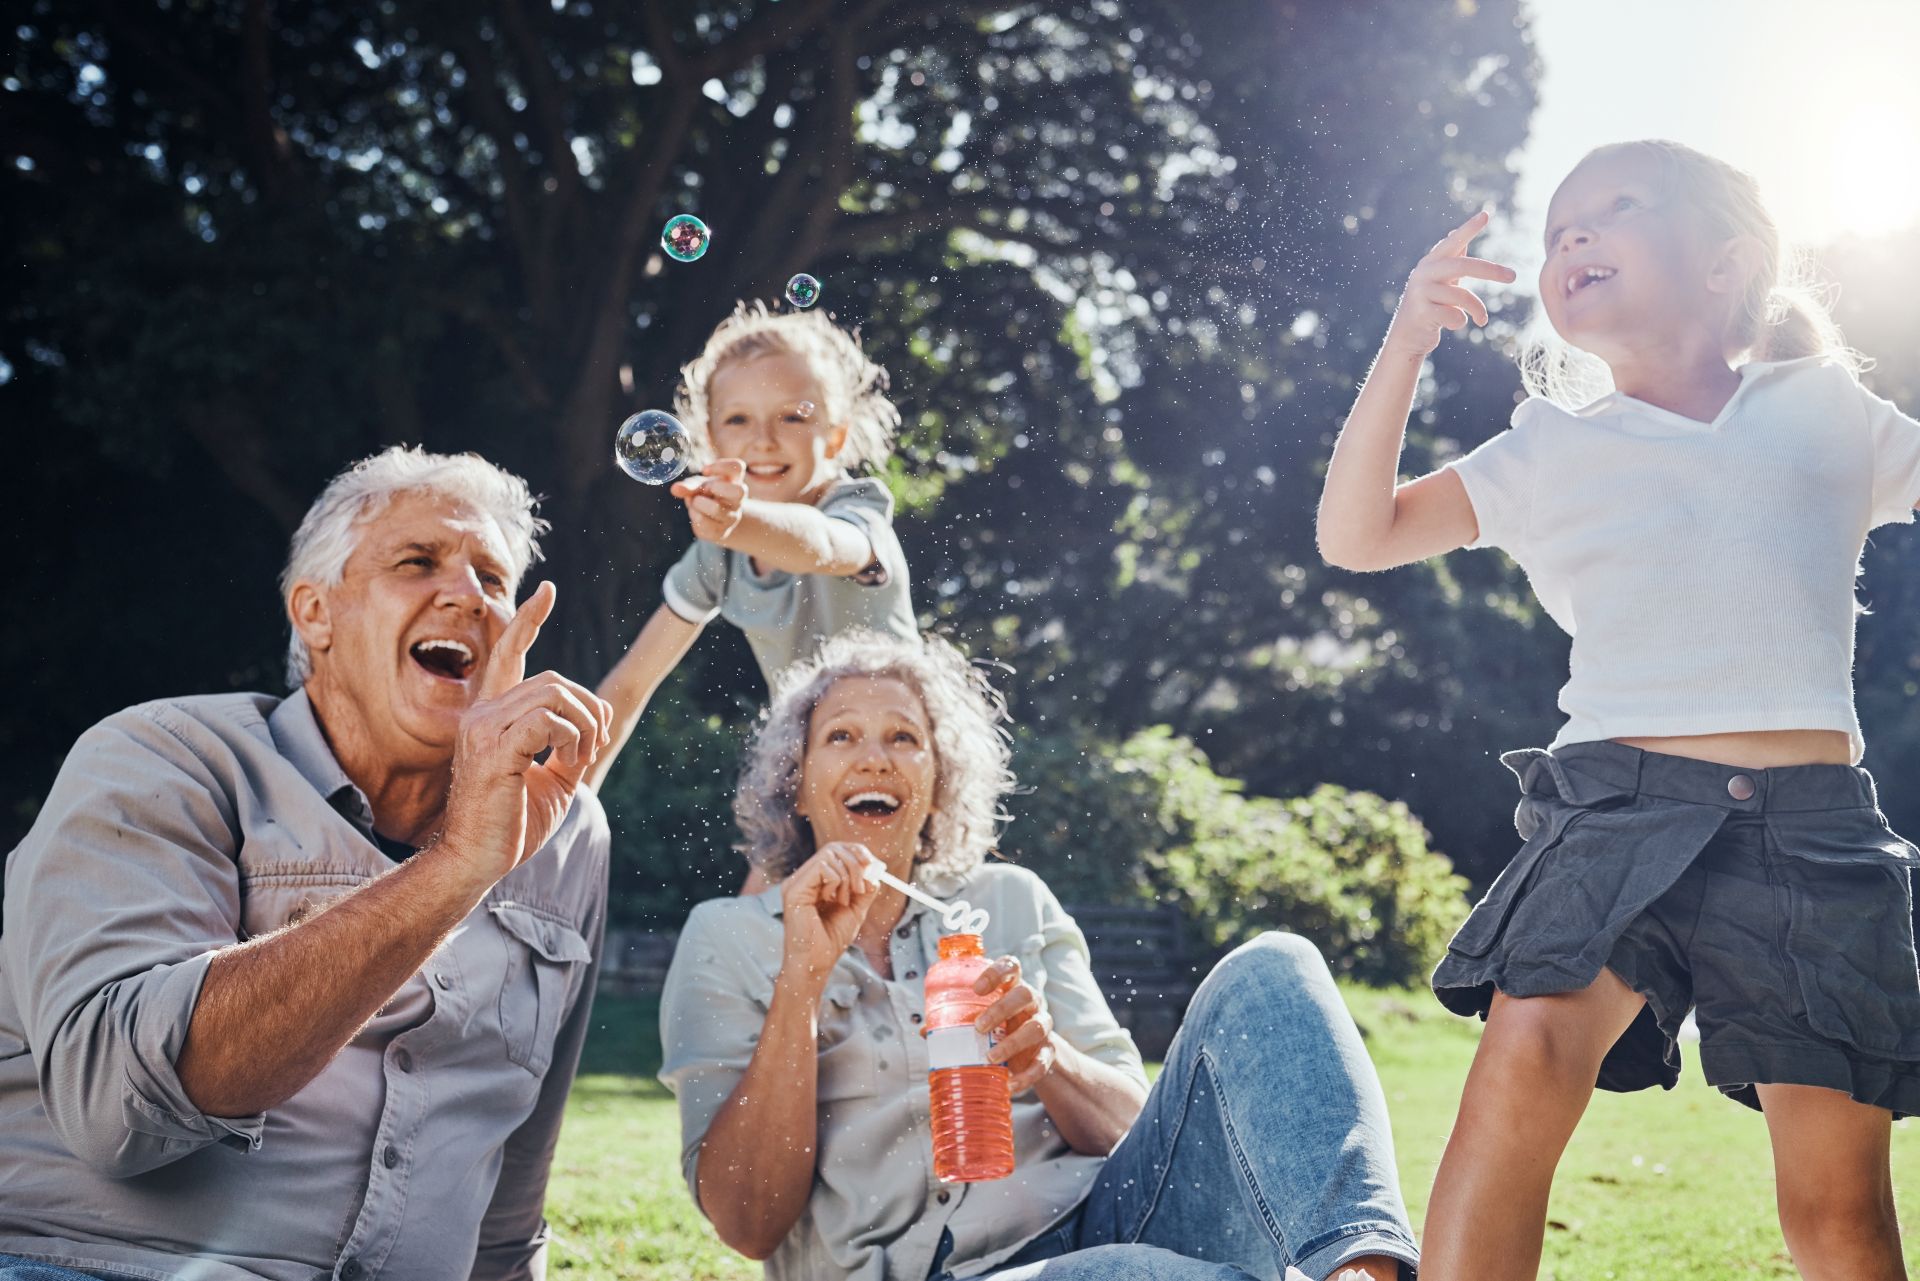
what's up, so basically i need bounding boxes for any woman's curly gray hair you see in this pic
[674,299,901,471]
[733,631,1015,883]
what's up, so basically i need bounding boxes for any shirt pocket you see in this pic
[815,978,878,1103]
[490,902,594,1076]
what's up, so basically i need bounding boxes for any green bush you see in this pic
[1006,725,1469,987]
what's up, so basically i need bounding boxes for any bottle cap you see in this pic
[936,933,985,960]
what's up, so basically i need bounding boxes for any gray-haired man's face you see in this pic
[296,492,518,762]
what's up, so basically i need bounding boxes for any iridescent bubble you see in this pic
[660,214,710,263]
[614,410,693,485]
[785,272,821,309]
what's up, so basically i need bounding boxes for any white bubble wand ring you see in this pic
[861,853,989,936]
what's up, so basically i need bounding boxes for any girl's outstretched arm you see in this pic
[583,603,704,791]
[673,459,872,578]
[1318,210,1513,572]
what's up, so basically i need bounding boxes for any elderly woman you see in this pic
[659,633,1420,1281]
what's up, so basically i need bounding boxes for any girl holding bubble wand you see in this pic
[1318,140,1920,1279]
[588,302,918,841]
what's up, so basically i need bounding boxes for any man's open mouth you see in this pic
[843,790,904,818]
[746,463,791,479]
[409,638,476,681]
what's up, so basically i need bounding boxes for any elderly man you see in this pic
[0,446,614,1280]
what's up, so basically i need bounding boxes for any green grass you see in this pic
[547,991,1920,1279]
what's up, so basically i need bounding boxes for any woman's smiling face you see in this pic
[795,674,938,865]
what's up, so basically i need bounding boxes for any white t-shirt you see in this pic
[1447,356,1920,763]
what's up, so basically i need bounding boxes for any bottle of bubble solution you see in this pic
[923,933,1015,1182]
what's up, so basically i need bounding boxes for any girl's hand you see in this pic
[775,842,881,999]
[672,458,747,543]
[1382,210,1517,360]
[973,956,1059,1095]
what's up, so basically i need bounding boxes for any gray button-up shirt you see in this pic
[0,691,609,1281]
[659,862,1148,1281]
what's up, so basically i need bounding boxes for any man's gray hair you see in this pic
[734,630,1016,884]
[279,445,549,687]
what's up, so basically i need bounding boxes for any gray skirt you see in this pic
[1433,740,1920,1115]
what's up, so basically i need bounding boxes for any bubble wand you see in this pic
[861,854,990,935]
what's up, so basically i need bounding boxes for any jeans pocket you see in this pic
[491,902,593,1075]
[1772,813,1920,1058]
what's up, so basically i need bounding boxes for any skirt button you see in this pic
[1727,774,1756,801]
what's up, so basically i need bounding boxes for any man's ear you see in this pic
[288,581,333,664]
[824,422,851,459]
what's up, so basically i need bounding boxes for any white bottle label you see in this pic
[926,1025,995,1071]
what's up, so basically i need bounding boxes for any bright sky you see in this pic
[1499,0,1920,282]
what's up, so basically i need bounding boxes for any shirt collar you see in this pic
[268,688,377,832]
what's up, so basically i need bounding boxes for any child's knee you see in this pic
[1777,1179,1898,1255]
[1480,996,1614,1092]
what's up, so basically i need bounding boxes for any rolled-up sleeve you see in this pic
[1030,882,1148,1087]
[1862,380,1920,529]
[2,704,265,1177]
[655,903,770,1210]
[661,541,726,625]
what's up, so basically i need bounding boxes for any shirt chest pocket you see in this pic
[815,979,879,1104]
[490,902,593,1076]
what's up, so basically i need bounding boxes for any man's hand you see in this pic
[672,458,747,544]
[440,581,612,886]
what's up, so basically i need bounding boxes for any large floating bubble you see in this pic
[614,410,693,485]
[785,272,821,309]
[660,214,710,263]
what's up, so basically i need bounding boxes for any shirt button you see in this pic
[904,969,918,980]
[395,1050,413,1073]
[382,1144,399,1169]
[434,972,452,990]
[1727,774,1757,801]
[936,1190,952,1204]
[340,1260,363,1280]
[897,925,912,939]
[910,1012,923,1025]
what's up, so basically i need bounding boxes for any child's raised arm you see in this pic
[673,459,873,578]
[583,603,705,792]
[1317,210,1514,573]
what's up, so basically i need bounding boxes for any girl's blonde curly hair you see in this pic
[732,631,1016,885]
[674,300,902,471]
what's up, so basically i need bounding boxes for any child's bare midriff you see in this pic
[1610,728,1852,769]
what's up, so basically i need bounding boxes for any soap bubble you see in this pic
[784,272,821,308]
[660,214,710,263]
[614,410,693,485]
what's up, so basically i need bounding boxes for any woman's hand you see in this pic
[1381,209,1516,360]
[672,458,747,544]
[776,842,881,1000]
[973,956,1059,1095]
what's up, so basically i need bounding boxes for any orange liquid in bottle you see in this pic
[923,933,1015,1182]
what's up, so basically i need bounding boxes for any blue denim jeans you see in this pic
[932,933,1419,1281]
[0,1258,109,1281]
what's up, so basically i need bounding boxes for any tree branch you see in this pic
[686,0,846,80]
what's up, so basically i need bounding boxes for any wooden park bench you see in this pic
[1064,902,1200,1062]
[600,904,1200,1060]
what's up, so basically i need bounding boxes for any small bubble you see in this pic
[614,410,693,484]
[660,214,710,262]
[785,272,821,308]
